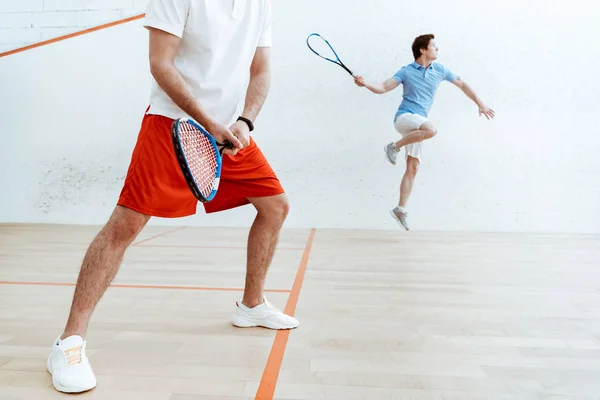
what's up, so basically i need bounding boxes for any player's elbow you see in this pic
[149,57,164,75]
[149,58,173,81]
[250,63,270,80]
[376,85,390,95]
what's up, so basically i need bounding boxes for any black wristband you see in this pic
[237,116,254,132]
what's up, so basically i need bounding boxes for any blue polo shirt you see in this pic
[392,61,457,120]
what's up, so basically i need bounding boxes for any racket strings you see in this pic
[179,121,218,198]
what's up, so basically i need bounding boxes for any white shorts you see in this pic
[393,113,430,161]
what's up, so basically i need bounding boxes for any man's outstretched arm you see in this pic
[451,78,495,120]
[353,75,399,94]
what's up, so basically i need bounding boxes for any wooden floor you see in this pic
[1,224,600,400]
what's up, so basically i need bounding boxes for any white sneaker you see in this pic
[390,207,410,230]
[232,296,299,330]
[47,335,97,393]
[384,142,399,165]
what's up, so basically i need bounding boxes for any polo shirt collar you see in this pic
[412,61,432,70]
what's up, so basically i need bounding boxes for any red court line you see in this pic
[255,228,316,400]
[0,14,145,58]
[0,281,290,293]
[131,226,186,246]
[136,244,305,251]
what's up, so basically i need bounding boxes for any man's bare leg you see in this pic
[61,205,150,339]
[390,156,420,231]
[242,194,289,308]
[393,122,437,150]
[231,193,298,330]
[399,156,420,208]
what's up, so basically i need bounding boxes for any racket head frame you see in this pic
[171,117,223,203]
[306,33,354,76]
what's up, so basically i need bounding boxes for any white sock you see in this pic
[395,206,407,214]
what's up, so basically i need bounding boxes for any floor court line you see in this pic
[255,228,316,400]
[131,226,186,246]
[0,281,291,293]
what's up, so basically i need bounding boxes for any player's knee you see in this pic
[408,164,419,177]
[275,196,290,222]
[406,160,419,177]
[112,223,140,247]
[424,126,437,139]
[262,195,289,224]
[104,207,148,248]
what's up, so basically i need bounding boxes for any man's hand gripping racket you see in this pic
[171,118,242,203]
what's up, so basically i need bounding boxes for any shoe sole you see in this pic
[232,315,299,330]
[389,209,409,231]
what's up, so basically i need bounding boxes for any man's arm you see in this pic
[241,47,271,122]
[451,78,495,120]
[227,47,271,148]
[148,27,242,151]
[354,76,399,94]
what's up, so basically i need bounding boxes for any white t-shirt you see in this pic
[143,0,272,126]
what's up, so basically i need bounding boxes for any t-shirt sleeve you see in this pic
[442,64,457,82]
[392,67,405,84]
[144,0,190,38]
[258,0,272,47]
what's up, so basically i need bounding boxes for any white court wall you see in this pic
[0,0,148,53]
[1,0,599,233]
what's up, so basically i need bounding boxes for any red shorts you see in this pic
[117,111,284,217]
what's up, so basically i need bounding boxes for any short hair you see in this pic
[412,34,435,60]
